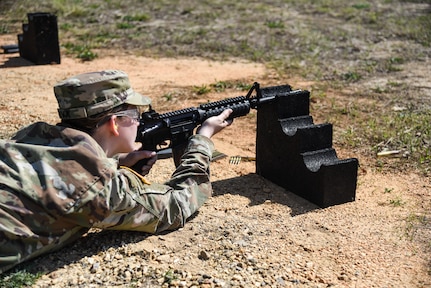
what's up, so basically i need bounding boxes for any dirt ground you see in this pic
[1,33,430,287]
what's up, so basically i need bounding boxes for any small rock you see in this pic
[90,262,100,273]
[156,254,171,263]
[198,250,210,260]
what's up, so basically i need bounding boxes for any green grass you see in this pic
[210,80,254,93]
[336,104,431,174]
[372,109,430,171]
[389,196,405,207]
[0,270,41,288]
[63,42,97,61]
[193,85,211,95]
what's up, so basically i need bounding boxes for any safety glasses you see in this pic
[113,108,140,123]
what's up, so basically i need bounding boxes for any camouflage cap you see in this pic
[54,70,151,120]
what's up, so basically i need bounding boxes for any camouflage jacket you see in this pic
[0,122,214,274]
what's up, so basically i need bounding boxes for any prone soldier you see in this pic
[0,70,233,273]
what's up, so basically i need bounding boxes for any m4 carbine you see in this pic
[133,82,295,170]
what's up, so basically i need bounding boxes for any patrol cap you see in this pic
[54,70,151,120]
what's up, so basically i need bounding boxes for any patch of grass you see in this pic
[0,270,41,288]
[386,57,404,72]
[342,71,362,82]
[163,269,177,284]
[193,85,211,95]
[334,109,430,172]
[265,19,285,29]
[351,3,371,10]
[93,31,119,45]
[384,187,394,194]
[63,42,98,61]
[123,14,150,22]
[382,110,430,164]
[235,82,254,91]
[211,81,229,93]
[162,92,174,101]
[59,22,73,31]
[390,13,431,46]
[389,196,405,207]
[117,22,135,29]
[209,80,254,93]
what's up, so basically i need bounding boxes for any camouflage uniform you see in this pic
[0,71,215,274]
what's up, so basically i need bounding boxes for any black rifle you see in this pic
[132,82,280,170]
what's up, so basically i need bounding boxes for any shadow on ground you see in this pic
[212,173,319,216]
[0,54,36,68]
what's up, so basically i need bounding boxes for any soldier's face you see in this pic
[114,112,140,153]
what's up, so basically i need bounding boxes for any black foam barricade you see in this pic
[255,85,358,208]
[18,12,61,65]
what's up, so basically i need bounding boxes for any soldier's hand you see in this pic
[118,150,157,176]
[197,109,233,138]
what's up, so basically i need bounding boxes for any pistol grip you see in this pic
[130,158,149,173]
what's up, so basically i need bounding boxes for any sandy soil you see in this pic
[1,33,430,287]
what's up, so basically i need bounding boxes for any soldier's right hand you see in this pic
[118,150,157,175]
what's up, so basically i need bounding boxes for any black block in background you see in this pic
[18,12,61,65]
[255,85,358,208]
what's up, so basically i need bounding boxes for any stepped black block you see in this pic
[18,12,60,65]
[256,85,358,208]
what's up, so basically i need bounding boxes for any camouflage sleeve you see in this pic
[93,134,214,233]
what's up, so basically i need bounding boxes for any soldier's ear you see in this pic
[109,116,120,136]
